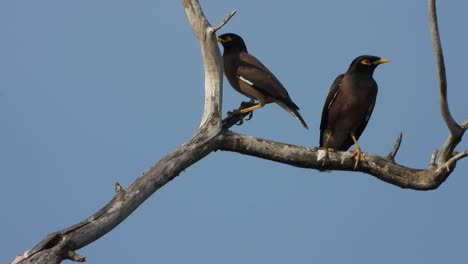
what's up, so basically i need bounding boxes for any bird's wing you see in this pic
[338,83,378,150]
[319,74,345,146]
[353,85,377,141]
[236,53,295,107]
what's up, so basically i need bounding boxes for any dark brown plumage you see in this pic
[320,55,389,168]
[217,33,308,129]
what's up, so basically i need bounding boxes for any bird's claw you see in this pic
[350,147,367,169]
[239,100,255,121]
[245,111,254,120]
[226,109,245,125]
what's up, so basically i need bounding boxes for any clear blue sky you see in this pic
[2,0,467,263]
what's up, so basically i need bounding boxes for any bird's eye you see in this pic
[360,59,372,65]
[217,36,232,43]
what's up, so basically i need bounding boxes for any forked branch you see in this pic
[429,0,467,165]
[217,0,466,189]
[9,0,467,263]
[429,0,460,137]
[10,1,231,263]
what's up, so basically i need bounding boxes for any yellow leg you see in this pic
[320,131,336,156]
[323,131,332,148]
[318,131,334,167]
[350,134,365,169]
[240,103,264,114]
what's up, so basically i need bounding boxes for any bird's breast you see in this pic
[327,76,377,129]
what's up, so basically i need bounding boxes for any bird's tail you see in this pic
[277,101,309,129]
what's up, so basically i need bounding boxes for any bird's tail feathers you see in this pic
[276,101,309,129]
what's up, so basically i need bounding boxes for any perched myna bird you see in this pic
[217,33,308,129]
[320,55,389,168]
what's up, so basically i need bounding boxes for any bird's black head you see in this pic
[347,55,390,75]
[217,33,248,53]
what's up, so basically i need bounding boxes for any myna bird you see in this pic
[217,33,308,129]
[319,55,389,169]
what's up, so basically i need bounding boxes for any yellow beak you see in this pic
[375,58,390,65]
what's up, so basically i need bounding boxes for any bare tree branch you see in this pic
[462,120,468,129]
[11,1,227,263]
[213,10,237,33]
[183,0,224,128]
[429,0,467,165]
[428,0,460,137]
[385,132,403,161]
[437,151,468,173]
[216,0,468,189]
[430,148,438,167]
[218,131,452,190]
[10,0,467,263]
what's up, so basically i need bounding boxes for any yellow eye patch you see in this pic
[217,35,233,43]
[360,59,372,65]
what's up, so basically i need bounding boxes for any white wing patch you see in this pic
[328,84,340,110]
[237,75,254,86]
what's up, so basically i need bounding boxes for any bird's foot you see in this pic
[350,146,366,169]
[239,101,255,120]
[226,109,245,126]
[245,110,254,120]
[224,101,257,126]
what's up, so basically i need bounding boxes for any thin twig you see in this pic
[461,120,468,129]
[428,0,467,166]
[436,151,468,173]
[213,10,237,33]
[66,251,85,262]
[429,0,461,137]
[386,132,403,161]
[430,148,438,167]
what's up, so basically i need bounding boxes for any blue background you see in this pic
[2,0,467,263]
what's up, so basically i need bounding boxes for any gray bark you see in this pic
[10,0,467,263]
